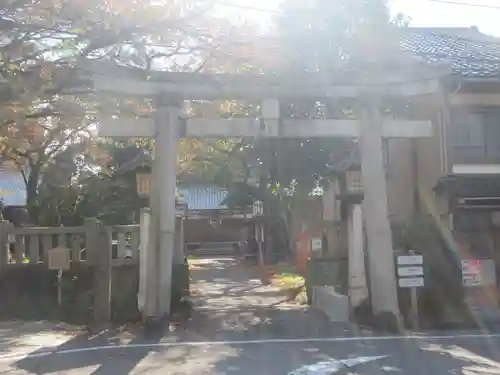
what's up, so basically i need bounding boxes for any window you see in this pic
[451,110,485,147]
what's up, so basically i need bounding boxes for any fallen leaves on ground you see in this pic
[51,322,87,336]
[265,262,305,289]
[264,262,307,304]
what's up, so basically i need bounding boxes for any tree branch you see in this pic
[43,122,91,160]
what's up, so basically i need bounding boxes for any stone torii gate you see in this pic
[85,59,450,324]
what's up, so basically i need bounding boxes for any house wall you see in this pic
[321,90,452,259]
[386,138,416,221]
[321,93,449,253]
[448,104,500,166]
[383,93,448,221]
[415,97,448,200]
[446,82,500,168]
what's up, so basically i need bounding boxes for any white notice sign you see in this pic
[398,277,424,288]
[463,274,482,287]
[397,266,424,277]
[311,238,322,251]
[397,255,423,266]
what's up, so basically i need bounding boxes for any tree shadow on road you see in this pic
[12,325,167,374]
[188,256,500,374]
[211,335,500,375]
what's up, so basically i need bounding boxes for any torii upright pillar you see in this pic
[154,95,181,317]
[357,96,400,324]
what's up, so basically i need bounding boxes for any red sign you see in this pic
[462,259,481,275]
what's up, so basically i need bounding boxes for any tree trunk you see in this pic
[26,167,40,224]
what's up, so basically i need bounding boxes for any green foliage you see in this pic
[214,0,397,210]
[276,0,392,72]
[0,0,248,225]
[0,0,405,225]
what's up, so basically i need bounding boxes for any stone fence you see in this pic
[0,218,140,325]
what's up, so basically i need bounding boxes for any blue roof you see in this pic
[402,28,500,78]
[178,185,228,211]
[0,170,26,206]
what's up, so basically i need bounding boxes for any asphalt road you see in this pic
[1,257,500,374]
[3,331,500,374]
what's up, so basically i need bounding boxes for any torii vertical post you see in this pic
[155,95,181,316]
[358,96,400,322]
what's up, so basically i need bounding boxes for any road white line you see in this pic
[1,333,500,362]
[289,355,389,375]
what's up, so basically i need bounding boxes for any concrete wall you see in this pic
[386,138,416,221]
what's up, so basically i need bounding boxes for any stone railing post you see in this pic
[85,218,112,324]
[138,208,154,318]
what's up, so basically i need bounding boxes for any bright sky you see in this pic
[215,0,500,36]
[390,0,500,36]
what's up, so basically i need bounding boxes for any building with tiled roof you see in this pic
[328,27,500,177]
[401,26,500,78]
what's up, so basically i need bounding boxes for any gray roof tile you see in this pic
[401,28,500,77]
[178,185,228,211]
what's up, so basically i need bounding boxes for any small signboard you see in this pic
[461,259,480,275]
[311,238,322,252]
[397,252,424,289]
[396,251,424,330]
[398,277,424,288]
[461,259,496,287]
[397,255,424,266]
[397,266,424,277]
[48,246,70,271]
[462,273,482,287]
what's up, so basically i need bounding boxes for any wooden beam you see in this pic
[392,79,439,97]
[450,93,500,106]
[98,117,433,138]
